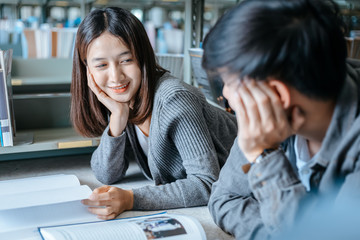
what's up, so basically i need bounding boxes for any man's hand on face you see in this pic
[232,79,305,163]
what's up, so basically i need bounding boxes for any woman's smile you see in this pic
[109,82,130,94]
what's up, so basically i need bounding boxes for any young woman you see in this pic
[71,7,237,220]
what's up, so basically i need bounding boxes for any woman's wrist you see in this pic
[125,190,134,210]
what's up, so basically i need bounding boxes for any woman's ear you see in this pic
[268,79,291,109]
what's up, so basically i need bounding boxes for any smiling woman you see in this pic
[70,7,237,220]
[85,32,143,137]
[87,33,140,102]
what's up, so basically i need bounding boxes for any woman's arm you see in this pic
[132,88,236,209]
[87,69,133,184]
[91,125,131,184]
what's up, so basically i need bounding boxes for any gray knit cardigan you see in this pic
[91,73,237,210]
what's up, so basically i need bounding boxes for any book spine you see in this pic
[0,118,3,147]
[0,50,13,146]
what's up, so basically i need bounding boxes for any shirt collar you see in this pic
[313,75,359,167]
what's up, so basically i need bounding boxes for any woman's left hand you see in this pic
[81,186,134,220]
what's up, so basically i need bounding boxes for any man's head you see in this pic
[202,0,347,101]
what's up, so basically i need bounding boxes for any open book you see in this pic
[0,174,98,240]
[39,212,206,240]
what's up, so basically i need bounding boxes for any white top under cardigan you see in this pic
[135,125,149,157]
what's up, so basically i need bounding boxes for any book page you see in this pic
[39,213,206,240]
[40,220,147,240]
[0,174,80,196]
[0,200,99,240]
[0,185,92,210]
[0,174,96,240]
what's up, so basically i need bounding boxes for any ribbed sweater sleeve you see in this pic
[91,125,130,184]
[132,83,222,210]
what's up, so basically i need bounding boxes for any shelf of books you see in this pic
[0,128,99,161]
[0,49,98,161]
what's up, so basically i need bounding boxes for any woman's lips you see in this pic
[110,82,130,93]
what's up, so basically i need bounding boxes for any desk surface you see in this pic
[0,154,234,240]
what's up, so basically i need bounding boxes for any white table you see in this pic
[0,154,234,240]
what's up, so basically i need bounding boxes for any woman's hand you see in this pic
[81,185,134,220]
[232,79,305,162]
[87,69,129,137]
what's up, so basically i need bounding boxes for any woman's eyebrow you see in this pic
[91,51,131,62]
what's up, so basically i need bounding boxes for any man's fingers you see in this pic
[232,89,247,126]
[257,81,287,124]
[238,83,261,126]
[246,81,276,127]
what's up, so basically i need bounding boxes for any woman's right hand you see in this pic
[82,185,134,220]
[87,69,129,137]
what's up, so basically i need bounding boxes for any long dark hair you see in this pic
[203,0,347,101]
[71,7,167,137]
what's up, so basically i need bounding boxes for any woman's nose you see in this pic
[110,64,125,82]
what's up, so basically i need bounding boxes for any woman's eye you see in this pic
[122,59,133,63]
[96,64,106,68]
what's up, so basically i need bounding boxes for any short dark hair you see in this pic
[71,7,167,137]
[202,0,347,101]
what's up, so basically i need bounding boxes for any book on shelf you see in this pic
[0,174,98,240]
[0,48,15,147]
[38,212,206,240]
[23,28,77,59]
[0,174,206,240]
[23,29,37,58]
[189,48,227,109]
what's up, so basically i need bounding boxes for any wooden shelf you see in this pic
[0,128,99,161]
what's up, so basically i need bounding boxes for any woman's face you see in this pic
[86,32,142,104]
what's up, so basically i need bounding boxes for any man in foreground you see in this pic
[202,0,360,239]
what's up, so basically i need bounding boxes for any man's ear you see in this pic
[268,79,291,109]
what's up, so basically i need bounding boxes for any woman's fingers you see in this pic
[88,206,117,220]
[82,198,113,206]
[87,68,101,95]
[86,70,120,113]
[81,186,133,220]
[93,185,111,197]
[82,185,111,206]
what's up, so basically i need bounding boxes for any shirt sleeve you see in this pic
[90,125,131,185]
[209,139,307,240]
